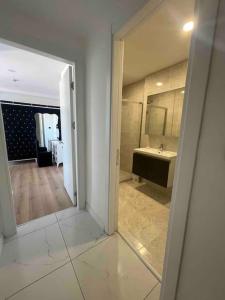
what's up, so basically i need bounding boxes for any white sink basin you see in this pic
[134,147,177,161]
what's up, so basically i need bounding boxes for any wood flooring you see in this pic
[9,161,73,225]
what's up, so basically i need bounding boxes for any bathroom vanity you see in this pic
[132,148,177,188]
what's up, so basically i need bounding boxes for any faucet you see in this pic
[159,143,164,151]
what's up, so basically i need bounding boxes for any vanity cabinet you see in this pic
[132,149,176,188]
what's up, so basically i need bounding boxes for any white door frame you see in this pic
[0,37,83,236]
[60,65,77,205]
[108,0,219,300]
[0,106,17,238]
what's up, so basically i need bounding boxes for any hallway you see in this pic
[0,208,161,300]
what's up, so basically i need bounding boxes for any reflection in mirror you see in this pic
[35,113,59,150]
[145,88,184,137]
[172,89,184,137]
[145,105,167,135]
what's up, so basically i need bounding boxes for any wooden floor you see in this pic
[9,161,73,225]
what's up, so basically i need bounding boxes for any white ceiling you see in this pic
[0,43,67,100]
[123,0,195,86]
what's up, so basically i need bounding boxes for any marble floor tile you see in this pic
[120,170,132,182]
[56,206,83,222]
[119,227,144,251]
[6,213,57,243]
[73,234,158,300]
[139,233,166,275]
[59,211,106,259]
[138,246,161,279]
[8,263,84,300]
[119,180,170,275]
[0,223,69,299]
[145,283,161,300]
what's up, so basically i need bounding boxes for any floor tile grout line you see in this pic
[16,212,57,228]
[56,215,86,300]
[4,213,159,300]
[70,234,110,261]
[70,258,86,300]
[4,209,83,299]
[5,261,70,300]
[143,282,160,300]
[55,210,85,223]
[56,210,110,261]
[5,219,58,244]
[6,208,82,245]
[117,231,162,282]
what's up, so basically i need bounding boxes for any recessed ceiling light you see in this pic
[156,82,163,86]
[183,21,194,32]
[181,90,185,94]
[8,69,16,73]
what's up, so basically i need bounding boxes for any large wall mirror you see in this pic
[145,87,184,137]
[35,113,59,150]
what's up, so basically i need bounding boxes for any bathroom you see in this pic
[118,0,194,279]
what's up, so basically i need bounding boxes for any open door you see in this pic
[60,65,76,205]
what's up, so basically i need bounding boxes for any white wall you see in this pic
[0,90,59,106]
[176,1,225,299]
[85,1,149,229]
[85,29,111,227]
[123,80,145,102]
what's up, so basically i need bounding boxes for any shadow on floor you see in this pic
[135,182,171,206]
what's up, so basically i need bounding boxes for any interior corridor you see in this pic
[0,207,161,300]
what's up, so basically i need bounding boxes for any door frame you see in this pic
[108,0,219,299]
[60,65,77,205]
[0,37,82,234]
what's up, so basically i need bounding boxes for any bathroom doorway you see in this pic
[114,0,196,279]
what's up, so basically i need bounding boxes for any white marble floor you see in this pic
[120,169,132,183]
[0,207,161,300]
[119,180,171,276]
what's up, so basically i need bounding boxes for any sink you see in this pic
[133,147,177,161]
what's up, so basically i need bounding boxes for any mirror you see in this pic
[145,88,184,137]
[35,113,59,150]
[145,105,167,135]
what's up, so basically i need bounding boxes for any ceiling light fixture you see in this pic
[156,82,163,86]
[183,21,194,32]
[181,90,185,94]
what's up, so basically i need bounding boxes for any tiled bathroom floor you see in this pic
[120,169,132,182]
[0,207,161,300]
[118,180,171,276]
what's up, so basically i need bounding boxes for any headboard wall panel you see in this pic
[1,101,61,161]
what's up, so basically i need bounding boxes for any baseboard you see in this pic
[8,158,36,166]
[86,202,105,231]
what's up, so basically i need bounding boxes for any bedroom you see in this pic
[0,41,77,225]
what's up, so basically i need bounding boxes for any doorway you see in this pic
[109,0,219,298]
[0,41,78,226]
[110,0,196,280]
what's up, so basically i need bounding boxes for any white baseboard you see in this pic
[8,158,36,166]
[86,202,105,231]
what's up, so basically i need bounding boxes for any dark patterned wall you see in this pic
[1,102,61,161]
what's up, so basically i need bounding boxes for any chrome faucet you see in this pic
[159,143,164,151]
